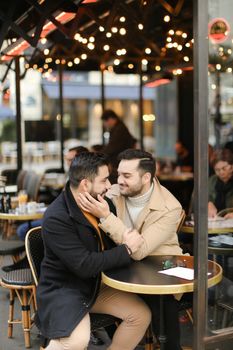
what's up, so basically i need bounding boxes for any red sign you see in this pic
[209,18,230,44]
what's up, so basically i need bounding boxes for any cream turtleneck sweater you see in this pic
[125,183,154,228]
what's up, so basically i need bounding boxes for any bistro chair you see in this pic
[25,226,120,349]
[0,266,36,348]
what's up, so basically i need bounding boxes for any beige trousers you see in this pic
[46,284,151,350]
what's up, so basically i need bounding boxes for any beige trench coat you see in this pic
[99,178,183,260]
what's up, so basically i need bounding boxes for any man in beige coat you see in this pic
[78,149,183,350]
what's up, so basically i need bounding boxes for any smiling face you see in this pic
[87,165,111,198]
[117,159,151,197]
[214,160,233,183]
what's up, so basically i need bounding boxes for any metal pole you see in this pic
[58,64,64,172]
[214,71,221,149]
[15,57,22,171]
[101,68,105,144]
[193,1,209,349]
[139,71,144,150]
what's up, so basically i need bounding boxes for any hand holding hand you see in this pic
[77,192,110,219]
[123,229,143,254]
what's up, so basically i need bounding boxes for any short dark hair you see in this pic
[69,152,109,188]
[101,109,119,121]
[213,149,233,167]
[68,145,88,154]
[118,149,156,182]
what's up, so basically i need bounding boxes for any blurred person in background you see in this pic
[174,141,193,173]
[208,149,233,218]
[101,109,137,183]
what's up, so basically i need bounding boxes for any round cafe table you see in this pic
[102,255,222,350]
[0,210,44,239]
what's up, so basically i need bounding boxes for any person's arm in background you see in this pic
[208,175,218,217]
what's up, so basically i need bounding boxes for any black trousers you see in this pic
[141,294,182,350]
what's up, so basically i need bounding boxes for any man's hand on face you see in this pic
[123,229,144,254]
[77,192,110,219]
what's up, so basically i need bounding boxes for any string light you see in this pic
[216,64,221,70]
[111,27,118,33]
[128,63,134,69]
[41,38,47,44]
[142,58,148,65]
[166,37,172,42]
[227,67,232,73]
[74,33,81,40]
[44,48,49,55]
[182,33,187,38]
[74,57,80,64]
[55,59,60,64]
[103,44,110,51]
[106,32,112,38]
[67,61,73,67]
[155,65,161,71]
[164,15,170,22]
[119,16,126,22]
[89,36,95,42]
[138,23,143,30]
[119,28,126,35]
[145,48,151,54]
[183,56,189,62]
[114,58,120,65]
[87,43,95,50]
[168,29,174,35]
[81,53,87,60]
[99,26,105,32]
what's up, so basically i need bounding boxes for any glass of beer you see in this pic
[18,190,28,214]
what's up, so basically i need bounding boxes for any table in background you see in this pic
[0,211,44,239]
[102,255,222,350]
[179,222,233,277]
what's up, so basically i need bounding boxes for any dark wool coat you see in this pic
[36,182,130,339]
[104,120,136,168]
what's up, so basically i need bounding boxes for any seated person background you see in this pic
[174,140,193,173]
[36,151,151,350]
[208,149,233,218]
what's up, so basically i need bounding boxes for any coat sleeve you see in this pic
[43,213,131,279]
[99,207,182,260]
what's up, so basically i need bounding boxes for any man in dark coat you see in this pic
[102,109,136,183]
[36,152,151,350]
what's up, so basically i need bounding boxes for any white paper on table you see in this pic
[158,267,211,280]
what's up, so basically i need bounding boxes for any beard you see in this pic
[89,189,107,199]
[119,183,143,197]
